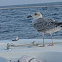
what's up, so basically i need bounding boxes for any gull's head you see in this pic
[27,12,42,19]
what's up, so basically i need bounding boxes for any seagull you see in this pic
[27,12,62,47]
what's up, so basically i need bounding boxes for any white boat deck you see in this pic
[0,39,62,62]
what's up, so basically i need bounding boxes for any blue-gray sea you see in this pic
[0,2,62,40]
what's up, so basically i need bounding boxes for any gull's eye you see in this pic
[34,13,37,15]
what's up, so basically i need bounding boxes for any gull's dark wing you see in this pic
[33,18,59,32]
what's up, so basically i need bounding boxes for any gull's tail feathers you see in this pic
[58,22,62,27]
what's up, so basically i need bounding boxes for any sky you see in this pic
[0,0,62,6]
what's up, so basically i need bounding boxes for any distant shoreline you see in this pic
[0,5,62,10]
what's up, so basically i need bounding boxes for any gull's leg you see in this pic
[50,33,54,46]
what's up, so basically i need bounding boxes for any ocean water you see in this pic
[0,2,62,40]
